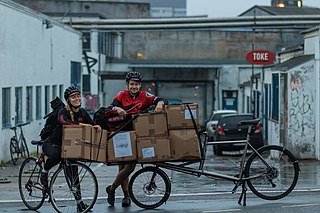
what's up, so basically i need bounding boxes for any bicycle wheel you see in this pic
[245,145,299,200]
[20,137,30,159]
[49,162,98,213]
[129,166,171,209]
[10,138,19,165]
[18,157,45,210]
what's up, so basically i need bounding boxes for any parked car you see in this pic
[213,114,264,156]
[206,110,237,141]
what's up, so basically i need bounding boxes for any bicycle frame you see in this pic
[155,125,273,182]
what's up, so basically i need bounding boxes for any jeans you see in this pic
[42,142,61,171]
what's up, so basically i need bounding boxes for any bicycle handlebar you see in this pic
[10,122,31,130]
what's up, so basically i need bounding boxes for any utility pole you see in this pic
[250,10,256,114]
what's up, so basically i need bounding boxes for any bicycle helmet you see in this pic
[64,86,80,101]
[125,71,142,83]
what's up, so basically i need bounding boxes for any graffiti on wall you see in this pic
[288,64,315,157]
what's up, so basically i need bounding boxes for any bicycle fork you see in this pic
[231,126,252,206]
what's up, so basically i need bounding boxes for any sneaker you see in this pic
[77,201,90,212]
[106,185,115,206]
[40,172,48,190]
[122,197,131,207]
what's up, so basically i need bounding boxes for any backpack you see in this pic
[39,97,65,141]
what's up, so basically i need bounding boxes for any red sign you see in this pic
[246,50,275,65]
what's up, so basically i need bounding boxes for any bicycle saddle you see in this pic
[31,140,45,146]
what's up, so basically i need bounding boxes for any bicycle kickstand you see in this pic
[237,180,247,206]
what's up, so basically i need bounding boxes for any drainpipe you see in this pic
[316,29,320,160]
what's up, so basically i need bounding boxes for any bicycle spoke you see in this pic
[129,167,171,209]
[245,146,299,200]
[19,157,45,210]
[10,140,19,165]
[50,162,98,213]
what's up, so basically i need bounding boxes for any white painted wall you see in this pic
[286,60,316,159]
[0,0,82,162]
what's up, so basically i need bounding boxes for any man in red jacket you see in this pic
[106,71,167,207]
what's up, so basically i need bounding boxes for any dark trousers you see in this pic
[42,142,61,171]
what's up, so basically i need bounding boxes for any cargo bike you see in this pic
[106,103,300,210]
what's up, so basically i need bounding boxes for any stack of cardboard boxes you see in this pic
[61,103,202,163]
[133,112,171,162]
[166,104,202,161]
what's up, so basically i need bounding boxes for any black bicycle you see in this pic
[9,122,30,165]
[18,140,98,213]
[127,105,300,209]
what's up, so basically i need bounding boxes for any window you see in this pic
[83,32,91,51]
[36,86,42,120]
[98,32,122,58]
[59,85,64,99]
[45,86,50,115]
[83,74,90,93]
[272,73,279,121]
[71,61,81,89]
[52,85,57,99]
[15,87,23,125]
[26,86,33,122]
[2,88,11,127]
[98,32,107,54]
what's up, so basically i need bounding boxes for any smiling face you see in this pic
[127,80,141,95]
[68,92,82,108]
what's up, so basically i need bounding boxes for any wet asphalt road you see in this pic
[0,148,319,212]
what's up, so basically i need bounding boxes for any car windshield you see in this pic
[211,112,236,121]
[220,115,254,126]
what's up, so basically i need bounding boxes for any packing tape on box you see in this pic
[149,129,156,136]
[148,115,155,124]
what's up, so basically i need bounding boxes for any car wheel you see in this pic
[213,145,222,156]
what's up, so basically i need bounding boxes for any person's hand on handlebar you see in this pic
[155,101,165,112]
[114,106,127,116]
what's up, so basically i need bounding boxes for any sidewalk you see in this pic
[0,157,319,203]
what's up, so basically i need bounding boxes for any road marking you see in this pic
[203,209,241,213]
[282,203,320,208]
[3,188,320,203]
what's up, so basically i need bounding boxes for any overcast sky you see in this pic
[187,0,320,17]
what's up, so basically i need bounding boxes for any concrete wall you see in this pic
[122,30,297,61]
[0,0,82,162]
[12,0,150,19]
[287,60,316,159]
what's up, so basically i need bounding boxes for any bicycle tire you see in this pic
[20,136,30,159]
[244,145,299,200]
[10,138,19,165]
[129,166,171,209]
[18,157,45,210]
[49,161,98,213]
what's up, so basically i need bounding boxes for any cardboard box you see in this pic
[89,142,107,163]
[92,128,108,145]
[90,129,108,162]
[61,126,107,163]
[61,125,91,159]
[165,104,200,129]
[133,112,168,138]
[169,129,202,160]
[137,137,171,163]
[107,131,137,162]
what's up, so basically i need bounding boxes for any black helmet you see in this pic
[64,86,80,101]
[125,71,142,83]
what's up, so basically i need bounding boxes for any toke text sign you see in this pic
[246,50,275,65]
